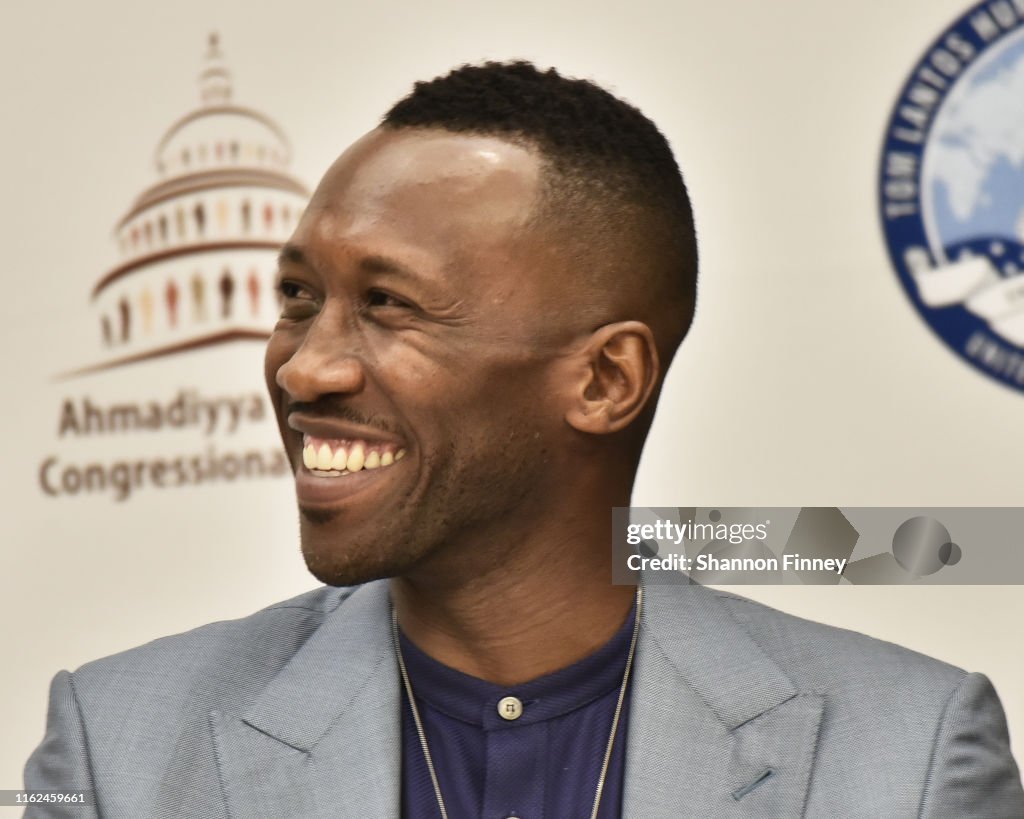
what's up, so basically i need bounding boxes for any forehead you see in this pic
[295,128,545,280]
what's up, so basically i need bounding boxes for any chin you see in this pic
[302,548,392,588]
[299,525,419,588]
[304,562,387,588]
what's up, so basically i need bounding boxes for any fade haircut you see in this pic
[382,60,698,366]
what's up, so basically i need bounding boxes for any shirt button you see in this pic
[497,695,523,720]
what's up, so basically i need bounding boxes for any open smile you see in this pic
[301,435,406,476]
[287,413,410,509]
[293,438,409,508]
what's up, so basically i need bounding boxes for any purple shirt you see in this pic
[399,602,636,819]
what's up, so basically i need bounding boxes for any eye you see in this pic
[274,279,319,321]
[276,280,314,301]
[366,289,413,309]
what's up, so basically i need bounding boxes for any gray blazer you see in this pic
[24,579,1024,818]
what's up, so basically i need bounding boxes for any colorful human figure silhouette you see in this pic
[118,297,131,342]
[240,200,251,233]
[139,288,153,333]
[194,202,206,237]
[191,273,206,321]
[158,215,168,243]
[175,207,186,239]
[263,202,274,232]
[247,269,260,316]
[217,198,230,234]
[166,279,179,327]
[219,268,235,318]
[101,315,112,346]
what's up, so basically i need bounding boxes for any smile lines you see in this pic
[302,435,406,476]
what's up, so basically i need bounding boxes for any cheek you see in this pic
[436,361,560,441]
[374,332,566,441]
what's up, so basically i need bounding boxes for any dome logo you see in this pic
[68,33,309,377]
[880,1,1024,393]
[37,35,305,502]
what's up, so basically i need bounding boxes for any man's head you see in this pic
[381,62,698,365]
[265,62,697,587]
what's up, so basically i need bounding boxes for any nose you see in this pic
[275,312,367,402]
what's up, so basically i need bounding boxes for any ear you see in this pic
[565,321,660,435]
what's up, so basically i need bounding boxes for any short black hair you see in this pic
[382,60,698,364]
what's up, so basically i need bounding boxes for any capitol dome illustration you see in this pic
[87,34,309,372]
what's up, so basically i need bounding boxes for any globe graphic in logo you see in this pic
[880,6,1024,394]
[923,31,1024,276]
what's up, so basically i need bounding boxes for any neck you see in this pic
[390,498,637,687]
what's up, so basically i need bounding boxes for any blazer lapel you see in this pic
[208,575,824,817]
[210,580,401,819]
[624,578,823,817]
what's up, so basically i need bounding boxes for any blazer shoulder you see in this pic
[712,589,968,696]
[705,590,1023,816]
[70,584,355,695]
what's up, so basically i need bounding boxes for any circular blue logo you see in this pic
[880,2,1024,392]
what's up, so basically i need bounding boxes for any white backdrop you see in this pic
[2,0,1022,790]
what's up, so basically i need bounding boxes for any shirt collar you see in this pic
[397,597,637,730]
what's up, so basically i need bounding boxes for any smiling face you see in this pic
[265,127,587,587]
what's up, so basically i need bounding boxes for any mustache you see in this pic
[286,400,402,436]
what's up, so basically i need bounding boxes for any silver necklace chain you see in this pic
[391,586,643,819]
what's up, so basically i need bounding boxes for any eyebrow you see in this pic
[277,243,429,284]
[277,243,307,269]
[358,254,426,283]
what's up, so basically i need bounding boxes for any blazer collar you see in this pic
[623,577,823,816]
[211,576,823,818]
[211,579,401,819]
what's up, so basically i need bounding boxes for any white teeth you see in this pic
[330,446,348,471]
[316,443,333,470]
[303,436,406,475]
[347,443,365,473]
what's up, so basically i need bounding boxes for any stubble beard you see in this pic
[298,506,433,587]
[296,432,545,588]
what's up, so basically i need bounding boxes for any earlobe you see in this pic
[565,321,659,435]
